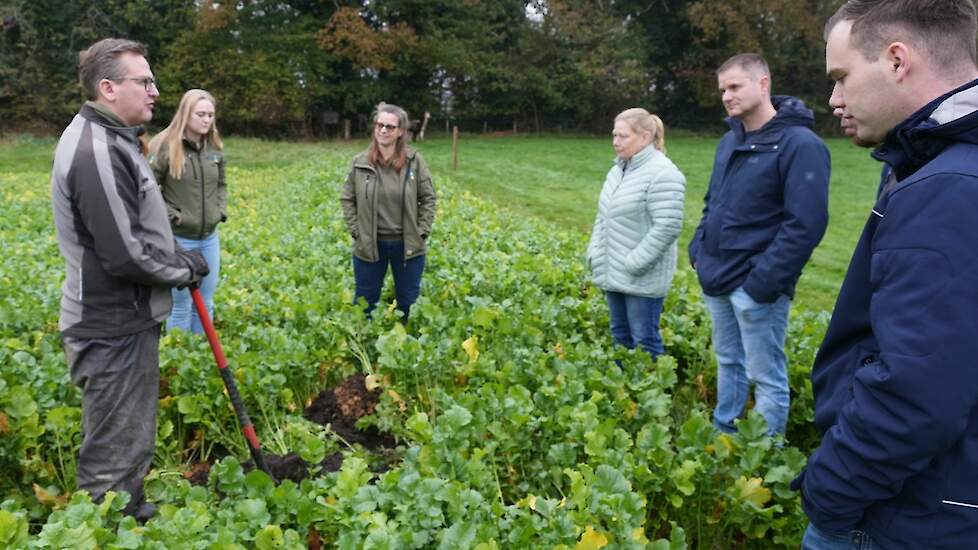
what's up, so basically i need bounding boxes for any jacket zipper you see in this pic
[943,499,978,509]
[196,148,205,240]
[364,168,376,261]
[401,158,413,266]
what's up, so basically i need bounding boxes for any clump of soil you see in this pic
[184,461,211,486]
[335,374,379,422]
[261,451,346,483]
[199,374,397,484]
[238,450,346,484]
[304,374,395,450]
[261,452,311,483]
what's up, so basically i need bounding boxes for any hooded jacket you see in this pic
[51,102,194,338]
[340,148,436,262]
[797,79,978,548]
[689,96,830,303]
[587,144,686,297]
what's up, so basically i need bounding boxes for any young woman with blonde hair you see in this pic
[586,108,686,359]
[149,89,226,333]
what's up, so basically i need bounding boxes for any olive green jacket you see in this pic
[149,139,227,239]
[340,148,436,262]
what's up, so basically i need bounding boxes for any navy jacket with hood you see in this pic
[689,96,830,303]
[797,79,978,548]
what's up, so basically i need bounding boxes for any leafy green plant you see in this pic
[1,139,839,547]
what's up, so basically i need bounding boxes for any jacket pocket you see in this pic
[622,251,647,277]
[353,230,374,261]
[719,224,777,251]
[941,497,978,511]
[849,345,879,398]
[940,421,978,513]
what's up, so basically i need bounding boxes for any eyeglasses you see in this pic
[375,122,399,131]
[113,77,158,92]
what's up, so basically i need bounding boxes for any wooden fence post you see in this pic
[452,126,459,171]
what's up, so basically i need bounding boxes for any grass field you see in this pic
[414,133,882,313]
[2,131,881,313]
[2,132,856,545]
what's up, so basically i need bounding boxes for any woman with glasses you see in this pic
[586,108,686,360]
[148,89,226,333]
[340,102,436,323]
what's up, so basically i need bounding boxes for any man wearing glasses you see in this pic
[50,38,209,521]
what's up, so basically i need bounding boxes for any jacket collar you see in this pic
[353,146,417,171]
[80,101,145,144]
[728,95,815,146]
[182,135,206,152]
[615,144,656,171]
[873,78,978,180]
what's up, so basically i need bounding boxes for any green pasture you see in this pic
[2,132,880,313]
[414,133,881,314]
[1,132,862,545]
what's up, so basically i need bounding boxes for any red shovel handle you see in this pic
[191,287,228,370]
[189,286,272,479]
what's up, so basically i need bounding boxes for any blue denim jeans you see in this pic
[702,286,790,435]
[605,291,665,359]
[169,231,220,334]
[353,240,425,321]
[802,523,874,550]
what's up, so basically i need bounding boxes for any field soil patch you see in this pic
[188,374,397,484]
[304,374,396,451]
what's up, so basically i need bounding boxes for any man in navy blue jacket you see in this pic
[689,54,830,436]
[797,1,978,548]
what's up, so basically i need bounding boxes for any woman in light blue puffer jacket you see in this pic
[587,108,686,359]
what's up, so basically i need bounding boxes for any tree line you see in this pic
[1,0,846,137]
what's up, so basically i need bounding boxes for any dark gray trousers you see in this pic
[64,325,160,510]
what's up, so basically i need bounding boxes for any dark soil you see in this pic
[308,527,323,550]
[241,450,345,483]
[185,461,211,486]
[304,374,396,451]
[204,374,398,484]
[260,452,309,482]
[322,451,344,471]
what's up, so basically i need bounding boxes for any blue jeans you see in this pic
[802,523,874,550]
[702,286,790,435]
[353,240,425,321]
[605,291,665,359]
[168,231,220,334]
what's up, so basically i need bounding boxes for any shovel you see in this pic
[190,286,274,480]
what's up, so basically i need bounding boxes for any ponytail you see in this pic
[615,108,666,153]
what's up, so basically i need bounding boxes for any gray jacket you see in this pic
[51,102,193,338]
[587,145,686,297]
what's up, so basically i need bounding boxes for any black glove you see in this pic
[176,250,210,289]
